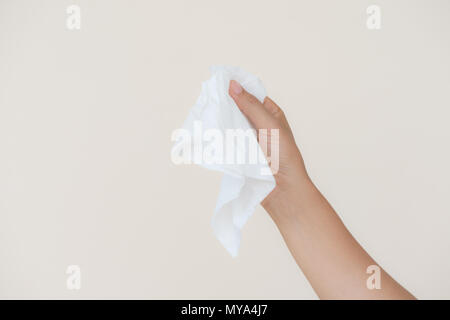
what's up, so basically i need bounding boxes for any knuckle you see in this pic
[245,92,260,105]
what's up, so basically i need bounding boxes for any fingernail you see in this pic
[230,80,243,95]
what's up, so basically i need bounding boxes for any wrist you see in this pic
[263,173,313,226]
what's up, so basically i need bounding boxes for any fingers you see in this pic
[229,80,274,129]
[263,97,284,119]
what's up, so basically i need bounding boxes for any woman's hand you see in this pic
[228,79,415,300]
[228,80,309,224]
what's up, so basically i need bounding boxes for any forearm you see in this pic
[227,81,414,299]
[264,176,415,300]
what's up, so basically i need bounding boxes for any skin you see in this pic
[228,80,416,300]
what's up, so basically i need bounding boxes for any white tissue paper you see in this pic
[174,66,276,257]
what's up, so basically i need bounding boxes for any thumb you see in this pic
[228,80,274,129]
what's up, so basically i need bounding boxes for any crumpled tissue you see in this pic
[173,66,276,257]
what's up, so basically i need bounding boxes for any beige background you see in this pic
[1,0,450,299]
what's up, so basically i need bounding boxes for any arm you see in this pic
[229,80,415,300]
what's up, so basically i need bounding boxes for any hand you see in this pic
[228,79,415,299]
[228,80,309,222]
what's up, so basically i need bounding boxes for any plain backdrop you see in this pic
[1,0,449,299]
